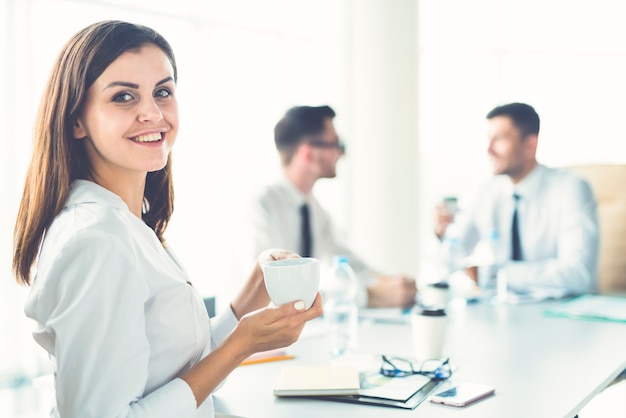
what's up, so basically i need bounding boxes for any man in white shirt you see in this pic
[435,103,599,295]
[237,105,417,308]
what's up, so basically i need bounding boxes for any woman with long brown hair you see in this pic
[12,20,321,417]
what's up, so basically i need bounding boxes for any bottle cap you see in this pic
[332,255,350,265]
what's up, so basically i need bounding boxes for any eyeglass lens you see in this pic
[381,356,451,379]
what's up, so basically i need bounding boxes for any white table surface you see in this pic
[213,299,626,418]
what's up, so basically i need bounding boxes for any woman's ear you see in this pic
[72,118,87,140]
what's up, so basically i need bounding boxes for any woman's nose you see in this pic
[137,98,163,122]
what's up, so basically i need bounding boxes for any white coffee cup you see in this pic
[262,257,320,310]
[410,307,447,361]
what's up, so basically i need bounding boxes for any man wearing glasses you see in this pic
[235,105,417,309]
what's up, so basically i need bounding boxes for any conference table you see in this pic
[213,298,626,418]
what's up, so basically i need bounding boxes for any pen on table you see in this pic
[240,354,295,366]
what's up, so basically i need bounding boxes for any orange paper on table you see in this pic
[241,349,294,366]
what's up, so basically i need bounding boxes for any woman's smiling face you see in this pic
[73,43,178,184]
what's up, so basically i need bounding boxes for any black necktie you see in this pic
[300,203,312,257]
[511,194,523,261]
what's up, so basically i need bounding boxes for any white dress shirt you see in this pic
[25,180,237,417]
[457,164,599,294]
[230,177,373,307]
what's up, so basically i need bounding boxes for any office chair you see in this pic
[566,164,626,294]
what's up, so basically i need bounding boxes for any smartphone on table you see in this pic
[429,383,495,407]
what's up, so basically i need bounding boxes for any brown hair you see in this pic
[274,105,336,165]
[12,20,178,285]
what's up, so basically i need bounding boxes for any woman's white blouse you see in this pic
[24,180,237,417]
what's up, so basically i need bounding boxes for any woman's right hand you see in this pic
[232,292,323,357]
[181,293,322,407]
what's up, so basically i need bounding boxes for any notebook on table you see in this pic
[273,365,360,396]
[274,365,442,409]
[309,371,443,409]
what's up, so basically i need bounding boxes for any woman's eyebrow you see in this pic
[103,77,173,91]
[155,76,173,86]
[103,81,138,91]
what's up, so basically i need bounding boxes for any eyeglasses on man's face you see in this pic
[307,139,346,154]
[380,355,452,380]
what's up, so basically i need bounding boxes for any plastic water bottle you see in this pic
[429,235,464,308]
[324,255,358,358]
[439,235,465,282]
[477,230,505,302]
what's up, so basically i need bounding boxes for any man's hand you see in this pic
[367,275,417,309]
[434,203,455,240]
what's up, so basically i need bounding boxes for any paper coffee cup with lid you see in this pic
[410,306,447,361]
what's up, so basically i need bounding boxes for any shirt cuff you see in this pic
[137,377,197,416]
[501,262,571,296]
[210,306,239,346]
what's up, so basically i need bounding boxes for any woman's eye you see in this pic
[155,88,172,98]
[112,92,134,103]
